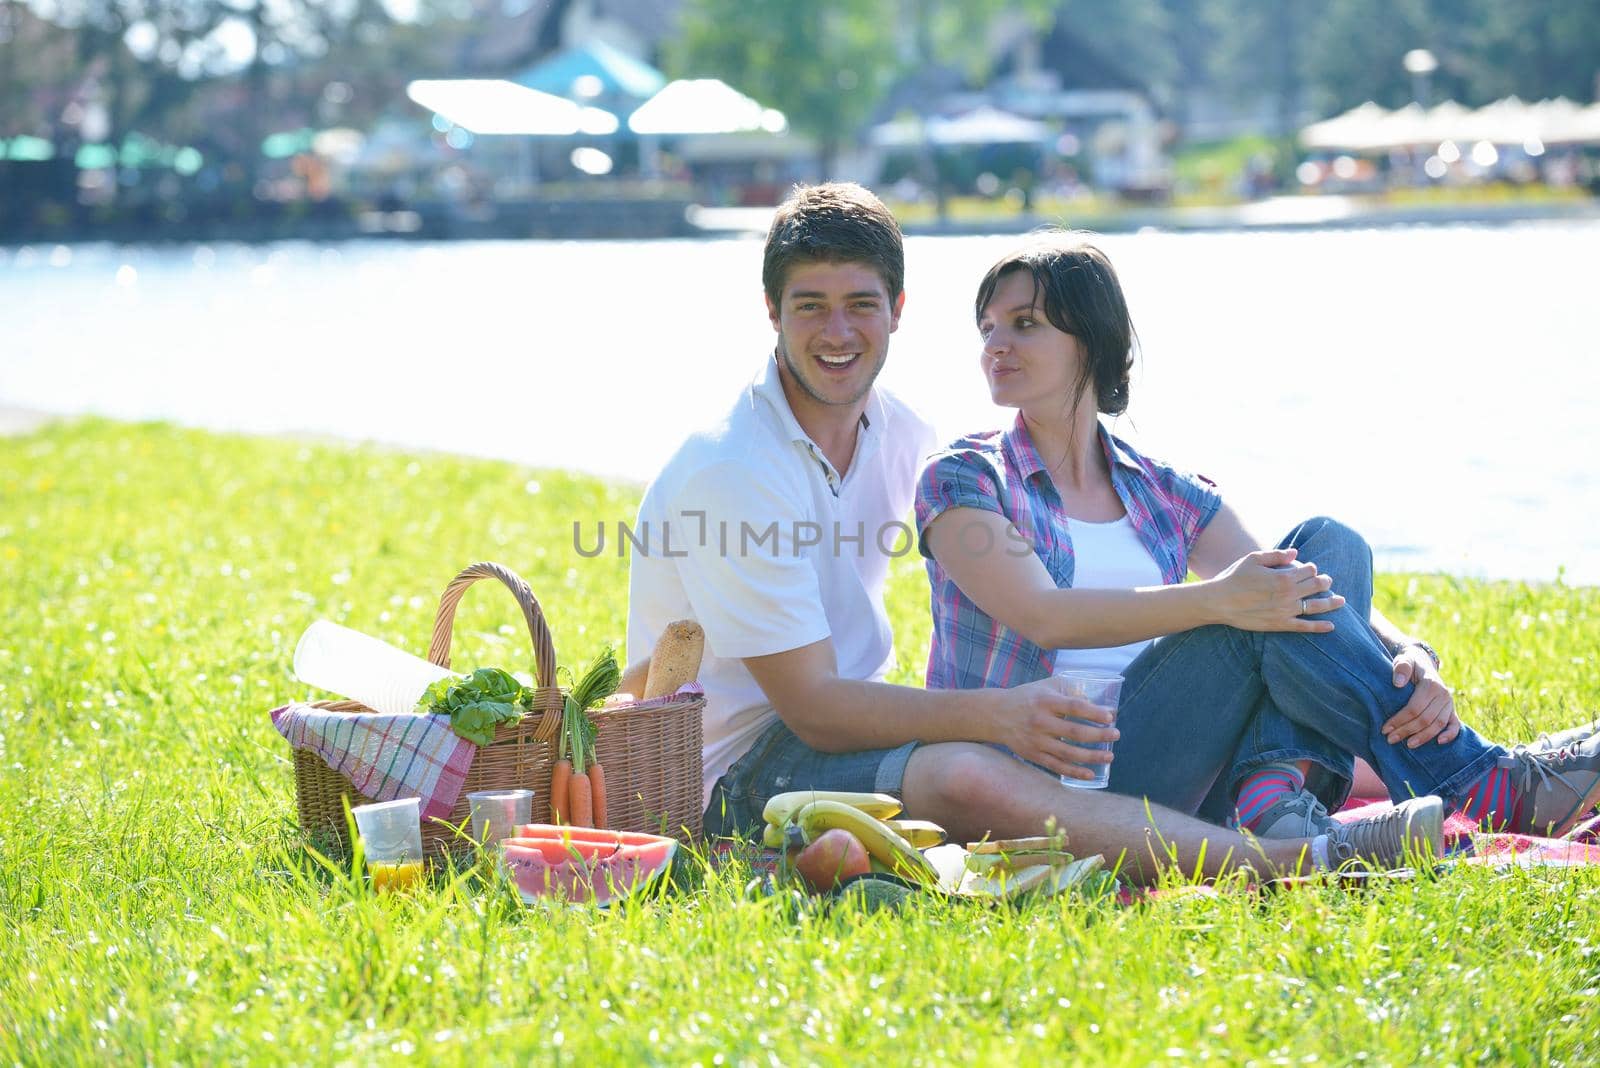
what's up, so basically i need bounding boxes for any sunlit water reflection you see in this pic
[4,223,1597,584]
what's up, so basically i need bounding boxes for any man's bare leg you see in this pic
[901,742,1318,886]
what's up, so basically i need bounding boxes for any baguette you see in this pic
[642,620,704,699]
[617,657,651,702]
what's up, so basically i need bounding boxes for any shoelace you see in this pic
[1330,803,1411,862]
[1503,746,1585,803]
[1255,791,1332,837]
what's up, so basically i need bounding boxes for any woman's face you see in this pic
[978,269,1085,414]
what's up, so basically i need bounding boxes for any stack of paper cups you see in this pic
[293,620,458,716]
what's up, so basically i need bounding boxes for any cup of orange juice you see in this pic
[353,797,424,891]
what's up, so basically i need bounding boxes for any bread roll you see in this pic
[617,657,651,702]
[642,620,704,699]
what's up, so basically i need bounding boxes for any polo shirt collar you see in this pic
[751,353,880,446]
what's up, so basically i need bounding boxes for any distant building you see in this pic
[872,14,1170,198]
[453,0,682,79]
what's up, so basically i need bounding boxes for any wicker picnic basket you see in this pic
[290,561,704,857]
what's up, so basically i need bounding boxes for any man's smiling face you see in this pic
[767,259,904,412]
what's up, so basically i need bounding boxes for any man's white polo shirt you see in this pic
[627,355,936,806]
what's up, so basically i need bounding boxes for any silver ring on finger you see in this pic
[1299,598,1308,615]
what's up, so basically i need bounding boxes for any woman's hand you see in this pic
[1206,547,1345,633]
[1382,648,1460,747]
[993,678,1120,781]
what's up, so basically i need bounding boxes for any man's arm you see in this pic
[741,637,1118,783]
[1368,605,1460,746]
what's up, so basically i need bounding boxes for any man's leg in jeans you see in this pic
[902,741,1360,886]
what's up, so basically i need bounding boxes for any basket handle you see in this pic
[429,562,559,691]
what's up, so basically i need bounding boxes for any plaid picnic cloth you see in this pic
[271,703,475,820]
[1337,797,1600,867]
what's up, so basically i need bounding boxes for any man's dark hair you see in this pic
[974,232,1135,422]
[762,182,904,308]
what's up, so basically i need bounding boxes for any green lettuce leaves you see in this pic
[421,667,532,746]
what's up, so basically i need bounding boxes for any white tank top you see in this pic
[1051,515,1164,676]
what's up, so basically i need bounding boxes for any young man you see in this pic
[626,182,1441,883]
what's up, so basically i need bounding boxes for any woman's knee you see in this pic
[1285,515,1364,549]
[1284,516,1374,578]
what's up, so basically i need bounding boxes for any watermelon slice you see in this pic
[511,824,669,849]
[500,824,677,906]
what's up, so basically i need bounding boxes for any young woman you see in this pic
[914,233,1600,840]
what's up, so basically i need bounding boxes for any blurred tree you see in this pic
[669,0,899,176]
[14,0,462,203]
[0,1,70,136]
[669,0,1052,177]
[1203,0,1322,135]
[1300,0,1429,113]
[1158,0,1219,129]
[1213,0,1600,120]
[1053,0,1178,102]
[1455,0,1600,103]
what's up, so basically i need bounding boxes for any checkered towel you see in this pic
[271,703,475,820]
[1338,797,1600,867]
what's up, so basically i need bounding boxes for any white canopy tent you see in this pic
[402,79,622,194]
[627,78,787,136]
[625,77,791,177]
[1302,97,1600,152]
[405,79,618,136]
[1298,101,1393,151]
[871,106,1053,149]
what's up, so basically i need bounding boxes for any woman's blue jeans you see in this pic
[1104,516,1503,825]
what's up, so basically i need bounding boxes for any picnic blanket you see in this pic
[1336,797,1600,867]
[271,704,474,820]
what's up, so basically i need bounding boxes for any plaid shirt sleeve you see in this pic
[914,449,1007,559]
[1146,459,1223,555]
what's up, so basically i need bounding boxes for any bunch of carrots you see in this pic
[549,648,619,828]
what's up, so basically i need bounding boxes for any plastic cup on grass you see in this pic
[1053,668,1123,790]
[352,797,424,890]
[467,788,534,847]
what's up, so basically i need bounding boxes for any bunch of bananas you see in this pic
[760,791,945,884]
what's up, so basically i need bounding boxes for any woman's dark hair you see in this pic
[763,182,904,308]
[974,232,1135,421]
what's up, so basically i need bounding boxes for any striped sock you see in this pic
[1235,763,1308,831]
[1458,766,1518,830]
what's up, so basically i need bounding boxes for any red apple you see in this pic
[793,829,871,892]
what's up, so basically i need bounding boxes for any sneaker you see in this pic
[1247,788,1339,840]
[1324,795,1445,871]
[1501,735,1600,837]
[1521,717,1600,755]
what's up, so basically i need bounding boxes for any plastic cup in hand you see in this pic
[293,620,457,716]
[1053,669,1123,790]
[467,789,534,847]
[352,797,425,891]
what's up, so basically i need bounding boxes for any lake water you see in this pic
[4,222,1598,584]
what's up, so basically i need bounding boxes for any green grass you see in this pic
[4,419,1600,1064]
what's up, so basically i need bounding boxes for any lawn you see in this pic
[3,420,1598,1064]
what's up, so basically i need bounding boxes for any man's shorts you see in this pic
[702,717,920,839]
